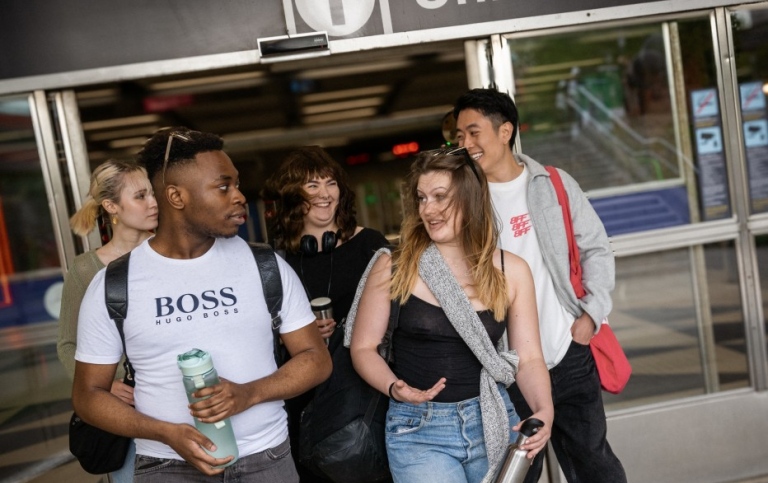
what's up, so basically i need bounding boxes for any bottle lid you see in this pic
[177,348,214,376]
[310,296,332,310]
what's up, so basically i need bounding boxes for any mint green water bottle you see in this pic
[177,348,239,467]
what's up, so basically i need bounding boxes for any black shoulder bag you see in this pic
[298,296,400,483]
[69,252,134,475]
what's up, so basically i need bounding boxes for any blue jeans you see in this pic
[110,439,136,483]
[507,341,627,483]
[385,390,519,483]
[133,437,297,483]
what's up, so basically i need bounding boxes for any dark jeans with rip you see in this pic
[507,341,627,483]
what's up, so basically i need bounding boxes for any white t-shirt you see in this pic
[75,236,316,459]
[489,166,574,368]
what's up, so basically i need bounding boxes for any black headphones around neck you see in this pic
[300,230,339,256]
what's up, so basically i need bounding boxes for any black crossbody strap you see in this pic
[104,252,135,386]
[248,242,285,367]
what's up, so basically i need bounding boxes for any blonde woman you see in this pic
[57,159,157,482]
[349,149,553,483]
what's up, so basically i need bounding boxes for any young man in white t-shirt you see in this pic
[453,89,626,483]
[73,128,332,482]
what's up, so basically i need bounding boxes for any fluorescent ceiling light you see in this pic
[108,137,150,149]
[302,85,390,104]
[296,60,412,80]
[303,108,378,125]
[149,72,265,91]
[82,114,161,131]
[302,97,383,115]
[88,126,159,142]
[389,105,454,119]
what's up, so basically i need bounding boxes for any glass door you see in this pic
[499,15,751,409]
[0,92,96,481]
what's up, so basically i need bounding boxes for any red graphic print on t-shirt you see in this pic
[510,214,532,237]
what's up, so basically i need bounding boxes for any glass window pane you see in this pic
[755,235,768,359]
[507,17,730,236]
[732,8,768,215]
[0,97,64,330]
[605,242,748,409]
[0,96,72,477]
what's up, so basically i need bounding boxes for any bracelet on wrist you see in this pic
[388,381,402,402]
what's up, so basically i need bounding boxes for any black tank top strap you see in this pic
[501,250,505,273]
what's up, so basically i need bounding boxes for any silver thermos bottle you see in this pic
[494,418,545,483]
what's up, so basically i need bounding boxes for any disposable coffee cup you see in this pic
[310,297,333,320]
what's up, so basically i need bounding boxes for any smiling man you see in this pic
[72,128,331,482]
[453,89,626,483]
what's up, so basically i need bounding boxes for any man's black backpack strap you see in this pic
[104,251,135,386]
[248,242,285,367]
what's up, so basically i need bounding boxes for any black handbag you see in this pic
[69,252,134,474]
[298,299,400,483]
[69,411,132,474]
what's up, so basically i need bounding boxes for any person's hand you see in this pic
[571,313,596,345]
[189,378,250,423]
[164,423,232,475]
[315,317,337,340]
[389,378,446,405]
[512,413,553,459]
[110,380,135,406]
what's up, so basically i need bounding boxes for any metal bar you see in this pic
[610,218,739,257]
[54,91,100,253]
[713,6,768,391]
[29,91,75,272]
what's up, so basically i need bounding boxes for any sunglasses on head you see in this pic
[161,131,192,187]
[424,146,481,182]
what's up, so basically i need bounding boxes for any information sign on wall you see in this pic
[690,88,731,221]
[740,81,768,213]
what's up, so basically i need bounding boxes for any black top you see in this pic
[393,295,506,403]
[285,227,389,344]
[284,227,389,451]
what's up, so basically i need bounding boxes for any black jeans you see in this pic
[508,341,627,483]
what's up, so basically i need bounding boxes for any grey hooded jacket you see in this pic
[516,152,615,331]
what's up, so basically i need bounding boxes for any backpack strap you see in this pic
[248,242,285,367]
[104,252,135,386]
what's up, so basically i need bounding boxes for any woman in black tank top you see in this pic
[349,149,554,483]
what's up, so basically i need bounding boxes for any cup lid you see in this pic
[177,348,214,376]
[310,296,332,309]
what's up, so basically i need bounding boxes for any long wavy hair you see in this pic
[262,146,357,253]
[69,160,148,237]
[391,151,508,320]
